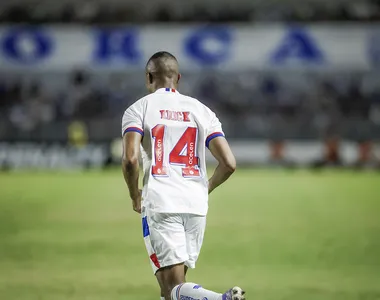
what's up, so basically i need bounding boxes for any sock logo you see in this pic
[179,297,200,300]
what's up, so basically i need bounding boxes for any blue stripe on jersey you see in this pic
[123,127,144,136]
[206,132,224,148]
[142,216,150,237]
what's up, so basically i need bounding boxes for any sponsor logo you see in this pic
[180,296,200,300]
[178,295,207,300]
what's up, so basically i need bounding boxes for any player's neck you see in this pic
[154,82,178,92]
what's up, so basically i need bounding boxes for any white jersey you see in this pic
[121,88,224,216]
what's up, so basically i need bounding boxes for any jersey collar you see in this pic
[155,88,179,94]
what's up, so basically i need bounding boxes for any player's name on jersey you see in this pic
[160,110,190,122]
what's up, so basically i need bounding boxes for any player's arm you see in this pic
[208,136,236,194]
[121,101,144,213]
[122,131,143,213]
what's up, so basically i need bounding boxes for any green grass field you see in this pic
[0,169,379,300]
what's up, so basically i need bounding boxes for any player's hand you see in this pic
[131,189,142,214]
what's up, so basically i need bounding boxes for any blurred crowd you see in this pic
[1,70,380,141]
[0,0,380,23]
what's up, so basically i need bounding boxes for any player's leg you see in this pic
[143,211,188,299]
[171,284,245,300]
[156,263,186,300]
[144,212,245,300]
[170,214,245,300]
[155,272,165,299]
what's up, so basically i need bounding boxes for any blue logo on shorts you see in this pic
[142,216,150,237]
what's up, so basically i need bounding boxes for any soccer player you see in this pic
[121,51,245,300]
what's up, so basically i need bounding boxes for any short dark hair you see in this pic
[146,51,179,82]
[146,51,177,66]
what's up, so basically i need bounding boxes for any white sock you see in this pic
[160,297,165,300]
[171,283,222,300]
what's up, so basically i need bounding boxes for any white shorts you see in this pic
[142,209,206,274]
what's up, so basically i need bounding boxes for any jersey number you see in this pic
[151,125,200,177]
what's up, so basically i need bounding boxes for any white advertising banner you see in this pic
[0,25,379,71]
[0,141,379,170]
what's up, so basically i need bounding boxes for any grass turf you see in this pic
[0,169,379,300]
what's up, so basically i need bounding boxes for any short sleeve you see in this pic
[121,101,144,137]
[205,110,224,148]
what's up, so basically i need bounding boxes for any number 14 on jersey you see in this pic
[151,125,200,178]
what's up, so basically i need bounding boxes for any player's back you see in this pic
[122,88,224,215]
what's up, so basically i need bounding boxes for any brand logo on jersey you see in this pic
[160,110,190,122]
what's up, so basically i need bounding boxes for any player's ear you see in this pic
[177,73,181,83]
